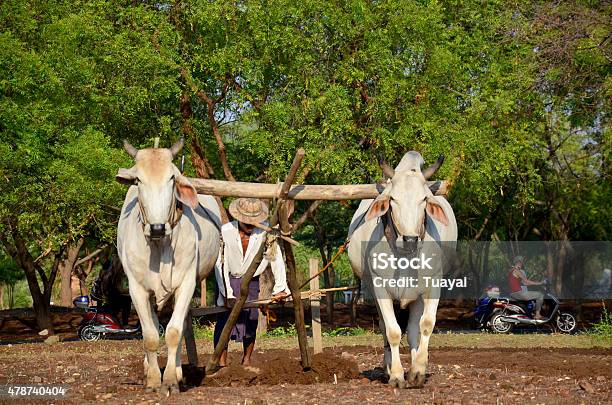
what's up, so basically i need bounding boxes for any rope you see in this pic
[297,239,350,290]
[294,196,377,292]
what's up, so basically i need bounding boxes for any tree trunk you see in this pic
[73,258,95,297]
[32,295,54,333]
[60,238,84,307]
[4,229,63,333]
[555,241,568,296]
[546,242,555,285]
[0,283,4,310]
[350,277,361,326]
[189,137,229,224]
[326,244,336,320]
[313,218,334,325]
[8,283,14,309]
[185,98,229,224]
[482,241,491,285]
[70,274,82,298]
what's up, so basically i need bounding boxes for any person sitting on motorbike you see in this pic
[507,256,546,320]
[91,254,132,326]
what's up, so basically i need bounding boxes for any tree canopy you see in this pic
[0,0,609,328]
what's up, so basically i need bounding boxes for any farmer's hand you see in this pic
[271,291,289,302]
[225,298,236,308]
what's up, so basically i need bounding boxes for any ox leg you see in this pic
[408,297,439,387]
[379,317,392,377]
[378,299,405,388]
[129,284,161,392]
[407,296,424,369]
[162,279,195,395]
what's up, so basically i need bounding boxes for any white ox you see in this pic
[116,140,221,394]
[347,151,457,388]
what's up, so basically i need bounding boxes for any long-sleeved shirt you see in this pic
[215,221,289,306]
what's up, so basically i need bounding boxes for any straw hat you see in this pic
[228,198,268,225]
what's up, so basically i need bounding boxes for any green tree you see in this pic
[0,0,179,331]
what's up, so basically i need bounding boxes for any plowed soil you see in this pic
[0,338,609,404]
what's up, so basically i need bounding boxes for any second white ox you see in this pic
[347,151,457,388]
[116,139,221,394]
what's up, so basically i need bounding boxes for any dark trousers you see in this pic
[213,276,260,347]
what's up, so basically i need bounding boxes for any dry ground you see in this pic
[0,333,610,404]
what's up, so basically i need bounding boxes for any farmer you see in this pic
[507,256,546,320]
[213,198,290,367]
[91,254,131,326]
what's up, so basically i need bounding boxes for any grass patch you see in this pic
[588,301,612,345]
[192,318,215,340]
[323,326,368,337]
[264,324,298,337]
[264,325,370,338]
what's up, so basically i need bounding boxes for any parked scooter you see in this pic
[473,281,577,334]
[73,296,164,341]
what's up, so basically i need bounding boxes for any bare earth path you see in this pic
[0,334,609,404]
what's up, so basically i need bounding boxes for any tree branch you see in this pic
[292,200,323,233]
[74,244,107,268]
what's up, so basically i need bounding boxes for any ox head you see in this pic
[366,152,448,243]
[116,139,198,240]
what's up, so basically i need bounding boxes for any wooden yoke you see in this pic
[189,178,448,199]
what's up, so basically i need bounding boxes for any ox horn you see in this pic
[169,138,184,158]
[123,140,138,158]
[378,154,395,179]
[422,154,445,180]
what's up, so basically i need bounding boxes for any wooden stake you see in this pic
[277,149,312,369]
[184,310,198,366]
[200,278,207,307]
[309,258,322,355]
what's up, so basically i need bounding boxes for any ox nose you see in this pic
[402,235,419,245]
[402,235,419,256]
[149,223,166,239]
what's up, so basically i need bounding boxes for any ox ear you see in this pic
[174,173,198,209]
[116,167,137,185]
[365,194,391,222]
[426,197,449,226]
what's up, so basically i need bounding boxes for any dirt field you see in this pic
[0,334,609,404]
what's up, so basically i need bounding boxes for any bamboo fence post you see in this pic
[309,258,322,354]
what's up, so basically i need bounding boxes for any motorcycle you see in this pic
[473,282,577,334]
[73,295,164,342]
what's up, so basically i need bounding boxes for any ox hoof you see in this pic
[407,370,426,387]
[161,383,180,396]
[388,377,407,389]
[145,386,161,394]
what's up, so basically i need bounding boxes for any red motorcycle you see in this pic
[74,296,164,341]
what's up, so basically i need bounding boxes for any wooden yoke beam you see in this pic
[187,178,448,199]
